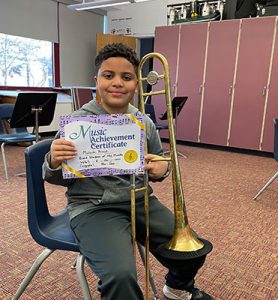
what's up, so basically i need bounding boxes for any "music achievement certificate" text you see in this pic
[59,114,146,179]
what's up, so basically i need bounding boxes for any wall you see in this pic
[0,0,58,42]
[107,0,168,37]
[59,4,103,86]
[0,0,104,87]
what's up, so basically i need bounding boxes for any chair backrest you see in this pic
[25,139,79,251]
[0,104,15,134]
[144,103,157,124]
[25,140,52,237]
[0,103,30,134]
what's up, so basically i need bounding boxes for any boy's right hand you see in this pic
[50,139,77,169]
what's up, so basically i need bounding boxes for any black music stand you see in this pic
[160,96,188,158]
[10,92,57,142]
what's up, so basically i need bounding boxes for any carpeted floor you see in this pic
[0,141,277,300]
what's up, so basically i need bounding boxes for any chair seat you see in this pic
[155,124,168,131]
[32,209,79,252]
[0,133,36,143]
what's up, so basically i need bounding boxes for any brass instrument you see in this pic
[131,52,212,299]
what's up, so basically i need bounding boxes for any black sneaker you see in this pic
[163,284,214,300]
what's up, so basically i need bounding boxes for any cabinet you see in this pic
[228,17,276,150]
[153,16,278,152]
[152,25,180,139]
[261,19,278,152]
[199,20,240,146]
[176,22,208,142]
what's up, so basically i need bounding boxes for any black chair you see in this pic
[0,104,36,180]
[13,139,158,300]
[13,139,92,300]
[145,103,168,134]
[253,118,278,200]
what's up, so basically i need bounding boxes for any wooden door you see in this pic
[229,17,276,150]
[96,34,137,53]
[176,22,208,142]
[199,20,240,146]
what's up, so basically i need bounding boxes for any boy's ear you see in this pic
[94,76,97,85]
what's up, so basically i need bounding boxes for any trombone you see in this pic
[131,52,213,299]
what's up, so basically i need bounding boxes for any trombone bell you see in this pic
[166,225,204,252]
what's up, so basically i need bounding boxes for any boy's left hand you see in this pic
[144,154,169,179]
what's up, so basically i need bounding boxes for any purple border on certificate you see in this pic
[60,113,146,179]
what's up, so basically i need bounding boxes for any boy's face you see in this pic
[95,57,138,114]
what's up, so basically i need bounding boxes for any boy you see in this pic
[43,43,213,300]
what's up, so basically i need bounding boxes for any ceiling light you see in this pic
[68,0,152,11]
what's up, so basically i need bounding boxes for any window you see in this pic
[0,33,53,88]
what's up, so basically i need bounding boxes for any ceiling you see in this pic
[51,0,124,13]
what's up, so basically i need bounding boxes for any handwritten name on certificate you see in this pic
[59,114,146,179]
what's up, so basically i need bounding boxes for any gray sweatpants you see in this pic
[70,195,205,300]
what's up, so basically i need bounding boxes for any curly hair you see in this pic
[95,43,139,75]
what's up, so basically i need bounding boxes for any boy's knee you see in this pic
[109,263,137,285]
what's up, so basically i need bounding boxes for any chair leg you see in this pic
[71,256,77,269]
[137,243,159,300]
[75,254,92,300]
[1,142,8,180]
[13,248,54,300]
[253,171,278,200]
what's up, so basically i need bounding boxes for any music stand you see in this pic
[10,92,57,142]
[160,96,188,158]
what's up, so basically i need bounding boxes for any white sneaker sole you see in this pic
[163,285,192,300]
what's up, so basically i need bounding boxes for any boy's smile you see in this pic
[95,57,138,114]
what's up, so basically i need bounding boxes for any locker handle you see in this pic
[262,86,267,96]
[228,85,233,95]
[172,83,177,95]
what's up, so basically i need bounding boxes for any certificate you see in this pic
[59,113,146,179]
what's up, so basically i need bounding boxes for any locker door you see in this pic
[199,20,240,146]
[261,19,278,152]
[176,22,208,142]
[152,25,180,139]
[229,17,276,150]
